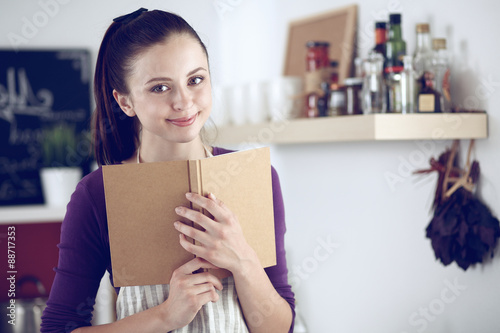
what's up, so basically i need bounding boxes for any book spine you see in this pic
[187,159,203,212]
[187,160,206,267]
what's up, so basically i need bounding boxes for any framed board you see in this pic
[0,49,92,206]
[284,4,358,85]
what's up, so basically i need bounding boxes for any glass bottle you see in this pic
[417,68,441,113]
[372,22,387,57]
[330,60,339,84]
[328,83,345,116]
[400,55,417,114]
[386,69,402,113]
[384,14,406,73]
[362,53,386,114]
[432,38,452,112]
[304,41,330,117]
[413,23,433,78]
[343,77,363,115]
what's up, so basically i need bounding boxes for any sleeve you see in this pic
[264,166,296,333]
[40,176,109,332]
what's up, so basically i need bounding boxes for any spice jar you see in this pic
[328,83,345,116]
[306,41,330,71]
[304,41,330,117]
[343,77,363,115]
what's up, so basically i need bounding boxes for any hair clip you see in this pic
[113,7,148,24]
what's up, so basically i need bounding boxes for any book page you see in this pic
[200,147,276,271]
[103,161,193,287]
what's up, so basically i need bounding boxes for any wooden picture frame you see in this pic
[284,4,358,85]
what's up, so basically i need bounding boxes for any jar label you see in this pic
[304,68,330,94]
[418,94,435,112]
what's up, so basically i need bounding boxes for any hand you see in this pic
[174,192,259,274]
[162,257,223,329]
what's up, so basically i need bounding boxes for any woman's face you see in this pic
[115,34,211,147]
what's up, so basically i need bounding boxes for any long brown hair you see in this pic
[92,9,209,165]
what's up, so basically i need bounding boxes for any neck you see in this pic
[138,136,209,163]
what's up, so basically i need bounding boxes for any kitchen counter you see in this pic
[0,205,66,224]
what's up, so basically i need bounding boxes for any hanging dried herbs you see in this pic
[415,140,500,270]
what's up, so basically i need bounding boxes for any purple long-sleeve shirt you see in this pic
[41,146,295,332]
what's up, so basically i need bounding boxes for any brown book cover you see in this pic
[102,147,276,287]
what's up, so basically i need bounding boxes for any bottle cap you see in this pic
[389,14,401,24]
[306,41,330,48]
[375,22,387,29]
[416,23,430,33]
[432,38,446,50]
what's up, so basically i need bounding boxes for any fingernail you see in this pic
[175,207,182,213]
[173,221,179,228]
[186,192,193,198]
[209,193,216,200]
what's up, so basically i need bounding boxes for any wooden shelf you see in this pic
[214,113,488,145]
[0,205,65,224]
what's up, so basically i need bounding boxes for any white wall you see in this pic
[2,0,499,332]
[215,1,500,332]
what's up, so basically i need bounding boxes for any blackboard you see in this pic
[0,49,92,206]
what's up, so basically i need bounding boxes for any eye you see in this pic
[188,76,204,86]
[151,84,169,93]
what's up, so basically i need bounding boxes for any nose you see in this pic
[171,85,194,112]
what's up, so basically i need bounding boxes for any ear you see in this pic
[113,89,136,117]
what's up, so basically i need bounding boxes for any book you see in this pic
[102,147,276,287]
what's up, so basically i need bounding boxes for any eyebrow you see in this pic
[144,67,207,86]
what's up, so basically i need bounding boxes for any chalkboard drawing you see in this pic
[0,49,91,206]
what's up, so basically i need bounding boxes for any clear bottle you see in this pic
[413,23,433,78]
[386,70,402,113]
[362,53,386,114]
[432,38,452,112]
[400,55,417,114]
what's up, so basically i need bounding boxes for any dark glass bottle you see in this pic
[373,22,387,57]
[384,14,406,73]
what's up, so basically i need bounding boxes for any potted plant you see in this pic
[39,123,83,206]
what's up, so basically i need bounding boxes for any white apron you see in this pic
[116,276,249,332]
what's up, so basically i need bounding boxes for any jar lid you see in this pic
[306,41,330,48]
[375,22,387,29]
[344,77,363,86]
[432,38,446,50]
[416,23,430,33]
[389,14,401,24]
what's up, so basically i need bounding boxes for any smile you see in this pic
[167,113,198,127]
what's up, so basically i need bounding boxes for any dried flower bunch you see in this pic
[415,140,500,270]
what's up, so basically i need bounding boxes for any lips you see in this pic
[167,113,198,127]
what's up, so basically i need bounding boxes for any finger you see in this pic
[174,221,210,245]
[175,205,214,230]
[188,282,219,296]
[185,192,231,224]
[193,272,224,291]
[183,273,223,292]
[179,234,213,260]
[199,286,220,304]
[177,257,219,275]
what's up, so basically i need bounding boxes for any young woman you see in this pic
[41,8,295,333]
